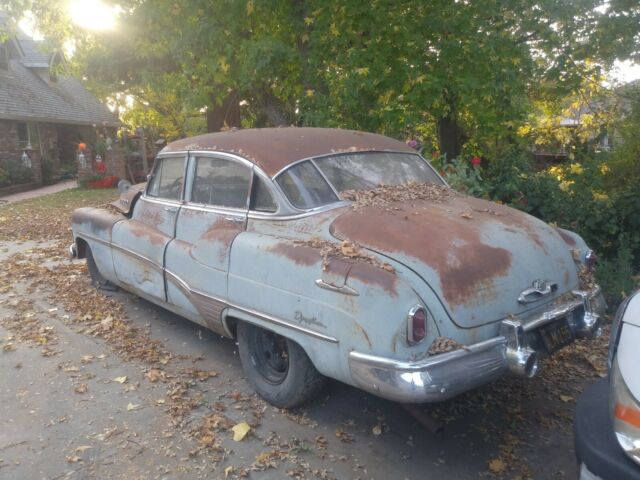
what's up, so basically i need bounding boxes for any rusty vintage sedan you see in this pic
[70,127,605,407]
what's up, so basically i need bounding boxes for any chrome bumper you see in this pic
[349,287,606,404]
[68,243,78,259]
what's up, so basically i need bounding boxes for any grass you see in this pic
[0,187,119,242]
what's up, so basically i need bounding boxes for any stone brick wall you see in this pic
[0,120,22,167]
[0,119,41,184]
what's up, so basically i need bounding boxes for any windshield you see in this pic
[276,152,443,210]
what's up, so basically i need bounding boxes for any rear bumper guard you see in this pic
[349,287,605,403]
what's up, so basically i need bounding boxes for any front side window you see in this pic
[314,152,443,193]
[147,157,185,201]
[192,157,251,209]
[275,161,339,210]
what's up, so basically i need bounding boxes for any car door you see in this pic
[112,155,186,300]
[164,154,252,335]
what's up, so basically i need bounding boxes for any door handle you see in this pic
[224,216,245,224]
[163,207,175,212]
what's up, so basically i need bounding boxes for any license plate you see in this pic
[538,318,574,353]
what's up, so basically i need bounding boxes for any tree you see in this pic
[3,0,638,157]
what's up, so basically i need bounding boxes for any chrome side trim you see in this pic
[164,270,228,336]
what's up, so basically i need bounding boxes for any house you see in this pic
[0,19,122,186]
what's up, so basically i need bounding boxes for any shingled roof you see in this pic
[0,27,121,127]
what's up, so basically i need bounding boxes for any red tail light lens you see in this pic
[407,306,427,345]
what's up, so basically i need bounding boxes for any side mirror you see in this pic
[117,179,132,193]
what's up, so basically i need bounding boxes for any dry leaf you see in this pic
[559,395,573,403]
[231,422,251,441]
[488,457,506,474]
[113,376,127,384]
[126,402,141,411]
[372,424,382,436]
[74,383,88,394]
[66,455,81,463]
[75,445,92,453]
[224,466,234,478]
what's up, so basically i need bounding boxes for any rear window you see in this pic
[275,161,338,209]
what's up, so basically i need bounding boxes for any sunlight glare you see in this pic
[68,0,118,31]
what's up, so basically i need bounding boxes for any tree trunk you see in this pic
[437,114,464,161]
[206,92,241,132]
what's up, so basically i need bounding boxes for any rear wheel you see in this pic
[86,247,118,291]
[237,322,326,408]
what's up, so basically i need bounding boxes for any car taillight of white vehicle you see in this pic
[609,294,640,466]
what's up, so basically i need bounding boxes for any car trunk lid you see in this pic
[330,195,580,328]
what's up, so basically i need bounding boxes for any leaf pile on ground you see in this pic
[341,182,459,210]
[294,238,395,273]
[0,188,118,241]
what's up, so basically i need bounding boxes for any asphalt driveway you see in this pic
[0,239,608,480]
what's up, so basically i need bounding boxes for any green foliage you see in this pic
[440,158,487,198]
[597,246,636,306]
[0,159,33,186]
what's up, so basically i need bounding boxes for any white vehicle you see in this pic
[575,290,640,479]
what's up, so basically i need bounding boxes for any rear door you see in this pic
[112,155,186,300]
[164,154,252,335]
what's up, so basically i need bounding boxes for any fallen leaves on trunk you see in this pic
[341,182,459,210]
[294,238,395,273]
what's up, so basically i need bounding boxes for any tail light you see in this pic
[585,249,597,273]
[610,356,640,465]
[407,305,427,345]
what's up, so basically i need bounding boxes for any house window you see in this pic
[17,123,40,150]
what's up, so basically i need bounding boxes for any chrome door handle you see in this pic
[315,279,359,296]
[224,216,245,224]
[163,207,174,212]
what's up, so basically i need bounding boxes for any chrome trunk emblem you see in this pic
[518,280,558,304]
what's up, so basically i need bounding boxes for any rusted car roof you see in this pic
[160,127,415,177]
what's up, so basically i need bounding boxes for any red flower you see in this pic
[471,156,481,167]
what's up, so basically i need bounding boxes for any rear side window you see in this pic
[147,157,185,201]
[275,161,338,209]
[250,175,277,212]
[192,157,252,209]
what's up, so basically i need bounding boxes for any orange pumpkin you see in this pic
[78,143,87,151]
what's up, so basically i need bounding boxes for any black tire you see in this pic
[237,322,326,408]
[86,247,118,291]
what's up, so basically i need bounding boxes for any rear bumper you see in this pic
[575,377,640,480]
[349,287,605,403]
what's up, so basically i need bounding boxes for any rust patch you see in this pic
[128,221,166,247]
[268,243,320,266]
[330,200,513,307]
[72,207,123,232]
[161,127,415,177]
[348,261,398,297]
[354,321,372,349]
[199,218,244,263]
[557,228,577,247]
[136,202,165,229]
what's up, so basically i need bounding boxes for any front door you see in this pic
[112,155,186,300]
[165,154,252,335]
